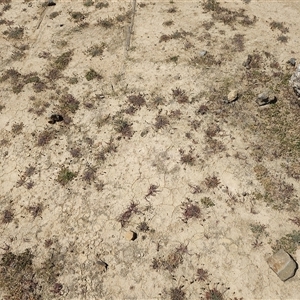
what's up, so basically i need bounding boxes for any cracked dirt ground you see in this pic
[0,0,300,299]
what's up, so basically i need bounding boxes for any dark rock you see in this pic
[49,114,63,124]
[47,1,56,6]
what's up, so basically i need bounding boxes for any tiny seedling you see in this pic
[95,2,109,9]
[57,167,77,186]
[82,166,96,184]
[53,50,73,71]
[172,88,188,103]
[137,221,150,232]
[201,197,215,208]
[97,18,114,29]
[163,20,173,26]
[11,122,24,135]
[59,93,79,113]
[69,11,86,22]
[86,43,106,57]
[69,147,82,158]
[145,184,159,199]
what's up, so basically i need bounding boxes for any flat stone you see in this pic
[124,231,137,241]
[267,249,297,281]
[227,90,238,102]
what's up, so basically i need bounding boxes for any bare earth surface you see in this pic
[0,0,300,299]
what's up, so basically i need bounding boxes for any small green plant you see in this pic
[57,167,77,185]
[70,11,86,22]
[3,26,24,39]
[201,197,215,208]
[85,68,102,81]
[83,0,93,7]
[250,223,267,238]
[2,209,14,223]
[170,286,186,300]
[272,231,300,254]
[163,20,173,26]
[179,149,195,165]
[154,115,169,130]
[95,2,109,9]
[49,11,60,19]
[114,118,133,137]
[53,50,73,71]
[97,18,114,28]
[128,94,146,108]
[11,122,24,135]
[270,21,289,34]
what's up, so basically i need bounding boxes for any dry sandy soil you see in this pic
[0,0,300,299]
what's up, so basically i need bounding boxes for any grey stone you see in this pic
[227,90,239,102]
[256,91,276,106]
[267,249,297,281]
[287,58,296,67]
[199,50,207,57]
[290,64,300,97]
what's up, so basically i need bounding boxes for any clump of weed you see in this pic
[232,34,245,52]
[117,201,139,227]
[196,104,209,115]
[57,167,77,186]
[86,43,106,57]
[170,286,186,300]
[154,115,169,130]
[70,11,86,22]
[250,223,267,238]
[289,217,300,227]
[53,50,73,71]
[114,118,133,137]
[205,175,220,189]
[270,21,289,34]
[163,20,173,26]
[97,17,114,28]
[205,124,220,138]
[82,166,96,184]
[3,26,24,39]
[196,268,209,281]
[37,130,54,146]
[167,7,177,13]
[272,231,300,254]
[59,93,79,113]
[172,88,189,104]
[95,2,109,9]
[69,147,82,158]
[190,53,220,67]
[28,203,43,218]
[181,198,201,223]
[95,137,117,162]
[201,197,215,208]
[145,184,159,199]
[137,221,150,232]
[83,0,93,7]
[277,35,288,43]
[128,94,146,108]
[11,122,24,135]
[0,249,40,300]
[49,11,60,19]
[85,68,102,81]
[254,164,297,211]
[2,209,14,223]
[179,149,196,165]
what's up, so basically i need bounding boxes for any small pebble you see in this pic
[124,231,137,241]
[287,58,296,67]
[199,50,207,57]
[227,90,238,102]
